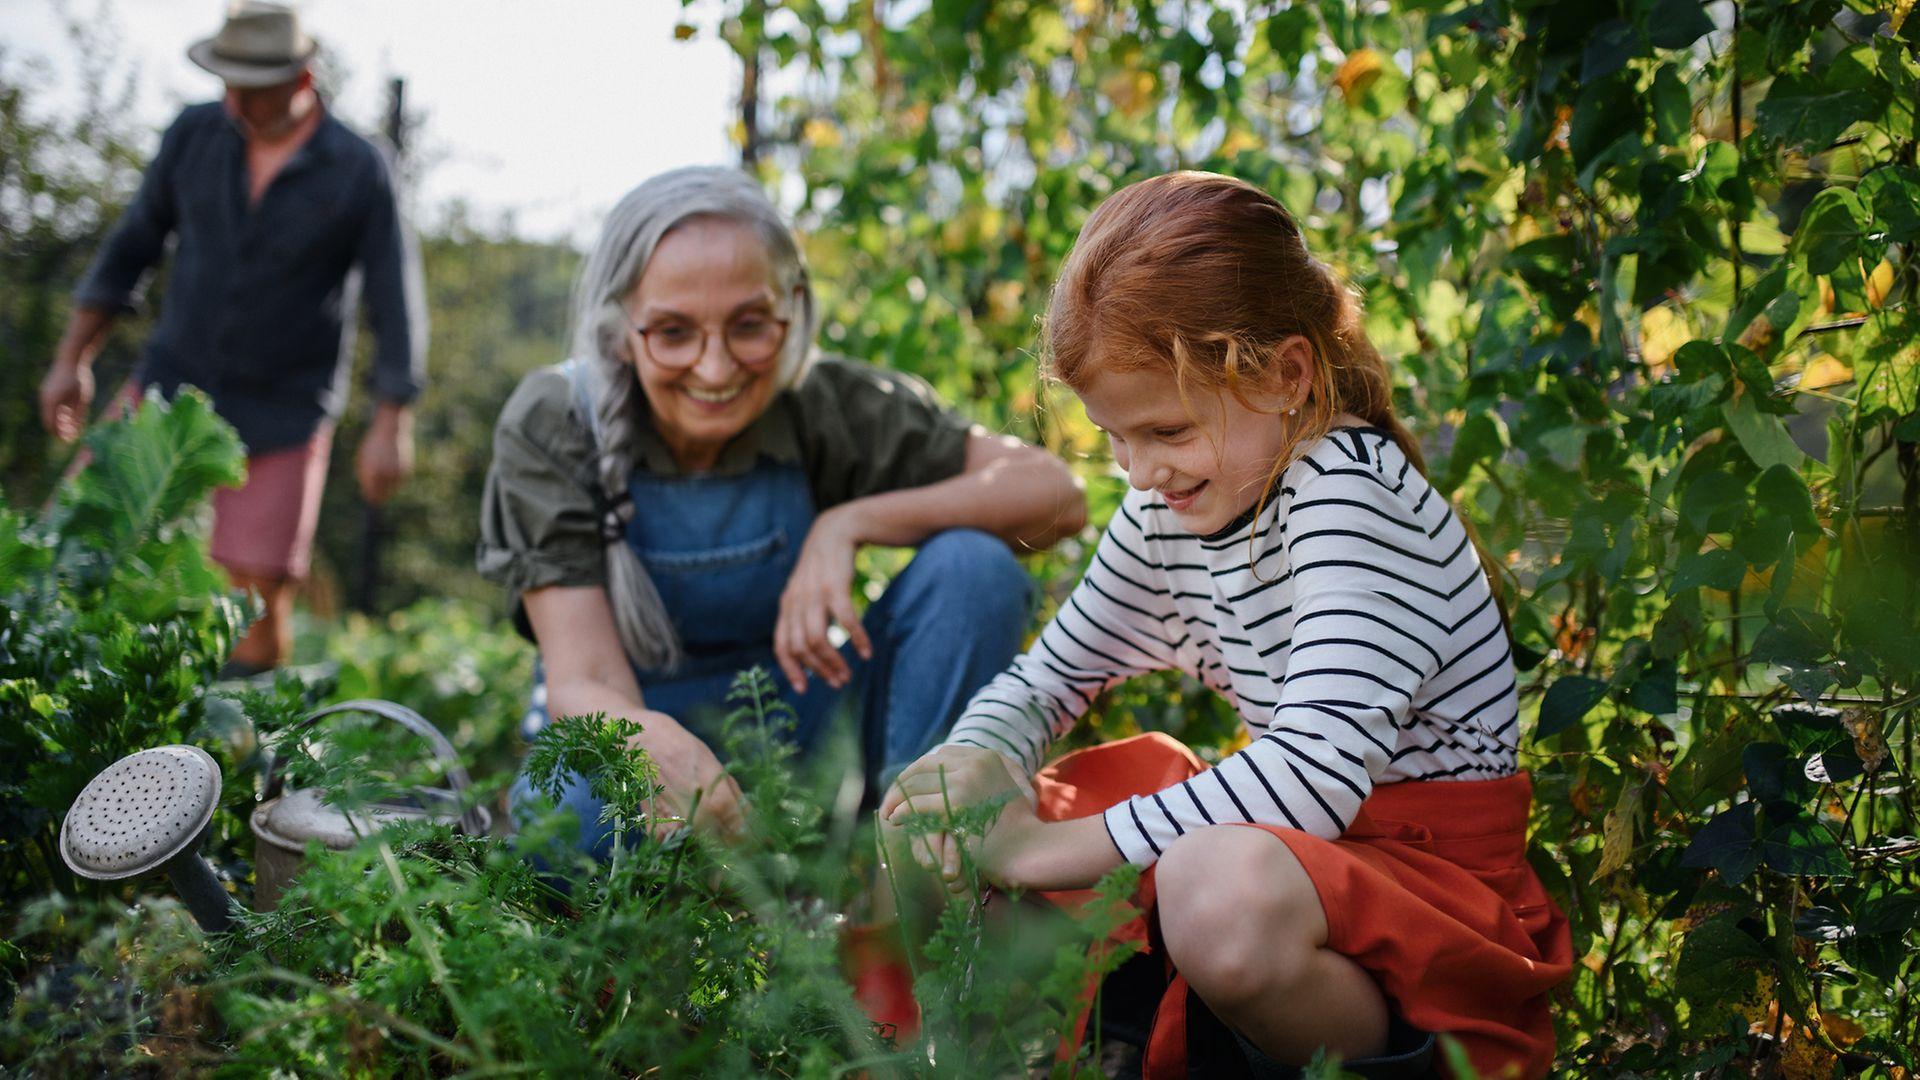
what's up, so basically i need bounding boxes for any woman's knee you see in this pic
[1156,827,1326,1004]
[897,528,1032,624]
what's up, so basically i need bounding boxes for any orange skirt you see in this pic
[1033,733,1572,1079]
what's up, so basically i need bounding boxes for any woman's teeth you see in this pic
[685,384,744,404]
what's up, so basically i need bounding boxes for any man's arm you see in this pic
[44,112,190,440]
[355,149,427,505]
[40,306,117,441]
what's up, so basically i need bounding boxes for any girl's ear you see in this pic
[1263,334,1317,411]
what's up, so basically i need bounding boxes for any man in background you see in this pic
[38,1,427,675]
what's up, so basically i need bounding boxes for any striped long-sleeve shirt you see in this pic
[943,425,1520,866]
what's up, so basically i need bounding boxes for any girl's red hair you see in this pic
[1047,171,1511,626]
[1044,170,1423,478]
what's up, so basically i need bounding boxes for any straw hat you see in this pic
[187,2,318,88]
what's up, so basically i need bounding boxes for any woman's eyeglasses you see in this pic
[630,313,790,370]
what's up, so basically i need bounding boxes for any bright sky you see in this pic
[4,0,740,245]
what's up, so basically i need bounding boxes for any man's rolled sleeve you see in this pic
[73,113,187,314]
[358,148,427,405]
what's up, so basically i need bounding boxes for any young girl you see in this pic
[881,172,1571,1078]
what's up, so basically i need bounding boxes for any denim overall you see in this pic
[510,368,1033,860]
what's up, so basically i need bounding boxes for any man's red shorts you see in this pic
[111,381,333,581]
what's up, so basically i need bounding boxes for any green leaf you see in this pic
[1627,659,1680,716]
[1650,64,1691,143]
[1646,0,1714,49]
[1855,887,1920,936]
[1723,392,1805,471]
[1752,464,1817,536]
[1678,468,1750,535]
[1858,165,1920,242]
[1758,75,1878,147]
[1672,548,1745,591]
[1681,801,1762,883]
[1260,8,1316,63]
[1789,187,1869,276]
[1751,608,1834,668]
[1675,915,1769,1020]
[59,388,246,565]
[1569,75,1641,173]
[1536,675,1609,739]
[1581,19,1638,83]
[1760,817,1852,877]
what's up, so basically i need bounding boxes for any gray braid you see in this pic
[566,165,816,672]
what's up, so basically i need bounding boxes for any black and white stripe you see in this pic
[944,427,1519,866]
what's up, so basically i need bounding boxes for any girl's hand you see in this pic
[629,712,747,841]
[776,504,873,693]
[881,745,1035,892]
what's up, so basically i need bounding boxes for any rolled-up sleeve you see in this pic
[477,368,604,604]
[73,113,188,313]
[357,146,427,405]
[796,359,974,508]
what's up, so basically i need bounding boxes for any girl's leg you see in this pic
[857,528,1032,793]
[1154,825,1390,1063]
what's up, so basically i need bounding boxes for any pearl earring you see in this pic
[1287,406,1299,416]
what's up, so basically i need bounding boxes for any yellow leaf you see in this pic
[1799,353,1852,390]
[1591,781,1641,882]
[1866,259,1895,308]
[1219,128,1263,158]
[986,279,1026,324]
[1100,69,1157,118]
[802,118,842,149]
[1332,48,1385,105]
[1639,306,1691,372]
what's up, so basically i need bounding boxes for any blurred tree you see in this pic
[0,23,149,500]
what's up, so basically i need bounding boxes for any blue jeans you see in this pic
[511,528,1031,861]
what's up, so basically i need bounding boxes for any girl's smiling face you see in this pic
[1075,361,1296,536]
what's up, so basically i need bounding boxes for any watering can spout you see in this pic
[59,745,239,933]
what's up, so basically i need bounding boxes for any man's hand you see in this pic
[39,362,95,443]
[775,503,872,693]
[629,711,748,841]
[356,401,415,506]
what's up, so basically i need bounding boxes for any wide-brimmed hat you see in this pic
[187,2,318,88]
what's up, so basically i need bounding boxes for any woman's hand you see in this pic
[776,504,872,693]
[629,712,747,841]
[880,745,1036,892]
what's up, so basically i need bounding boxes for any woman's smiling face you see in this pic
[624,217,789,472]
[1075,361,1293,536]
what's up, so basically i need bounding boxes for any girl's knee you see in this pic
[1157,827,1325,1002]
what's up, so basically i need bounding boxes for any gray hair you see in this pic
[568,165,816,671]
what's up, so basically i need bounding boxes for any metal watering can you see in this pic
[59,699,489,931]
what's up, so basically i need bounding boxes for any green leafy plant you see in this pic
[0,388,255,904]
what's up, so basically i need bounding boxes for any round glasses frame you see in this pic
[629,315,791,370]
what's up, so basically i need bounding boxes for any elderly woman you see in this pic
[479,167,1085,853]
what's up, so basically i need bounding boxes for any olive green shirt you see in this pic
[476,357,975,612]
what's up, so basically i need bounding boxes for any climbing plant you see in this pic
[687,0,1920,1070]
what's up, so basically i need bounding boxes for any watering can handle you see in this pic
[280,699,489,836]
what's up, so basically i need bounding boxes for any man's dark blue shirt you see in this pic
[74,102,426,453]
